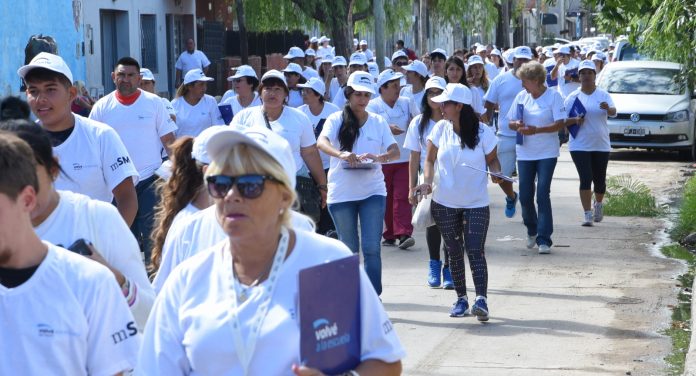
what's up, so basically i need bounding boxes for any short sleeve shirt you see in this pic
[564,87,614,152]
[483,71,524,137]
[171,94,224,137]
[175,50,211,74]
[507,88,566,161]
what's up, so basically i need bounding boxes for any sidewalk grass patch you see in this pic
[603,175,661,217]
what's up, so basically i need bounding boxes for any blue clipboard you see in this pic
[516,103,524,145]
[219,104,233,124]
[567,97,586,138]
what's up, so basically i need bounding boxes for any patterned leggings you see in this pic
[431,201,490,298]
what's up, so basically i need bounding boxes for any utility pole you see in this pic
[374,0,386,71]
[419,0,427,55]
[502,0,510,48]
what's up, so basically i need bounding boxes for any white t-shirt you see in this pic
[484,61,500,81]
[299,102,342,169]
[483,70,524,137]
[564,88,614,152]
[302,67,320,80]
[557,59,581,99]
[428,121,497,208]
[400,85,425,111]
[90,90,178,180]
[366,96,419,164]
[49,114,139,203]
[231,106,315,175]
[319,112,396,204]
[329,78,344,102]
[220,92,262,118]
[403,114,437,170]
[171,94,224,138]
[138,231,405,375]
[332,86,347,108]
[317,46,333,59]
[507,88,566,161]
[287,89,304,108]
[161,97,177,118]
[470,85,487,114]
[0,242,140,376]
[34,190,155,331]
[175,50,211,75]
[153,207,314,294]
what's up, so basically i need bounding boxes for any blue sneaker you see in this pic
[442,266,454,290]
[505,192,518,218]
[428,260,442,287]
[450,296,469,317]
[471,296,490,322]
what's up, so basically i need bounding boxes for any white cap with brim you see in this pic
[558,45,571,55]
[430,48,448,59]
[310,37,319,43]
[18,52,74,83]
[592,52,607,61]
[359,40,368,46]
[467,55,484,66]
[282,63,303,75]
[349,52,367,66]
[431,83,472,105]
[376,69,403,88]
[391,50,407,61]
[261,70,288,88]
[424,76,447,92]
[514,46,533,60]
[305,48,316,57]
[207,127,297,188]
[297,77,326,97]
[332,56,348,67]
[229,65,258,81]
[284,46,305,60]
[490,49,502,57]
[578,60,596,72]
[184,68,214,85]
[403,60,429,78]
[346,71,375,94]
[192,125,228,164]
[319,36,330,44]
[140,68,155,81]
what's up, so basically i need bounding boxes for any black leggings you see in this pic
[426,225,449,266]
[570,151,610,193]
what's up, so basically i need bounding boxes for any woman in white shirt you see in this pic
[414,84,504,322]
[507,61,567,254]
[1,120,154,331]
[564,60,617,226]
[403,77,454,289]
[465,55,490,116]
[138,126,405,375]
[220,65,262,119]
[317,71,400,295]
[283,63,306,108]
[172,68,223,137]
[400,60,429,107]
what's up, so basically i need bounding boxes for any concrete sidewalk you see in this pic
[380,149,684,375]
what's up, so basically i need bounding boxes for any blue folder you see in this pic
[516,103,524,145]
[567,97,587,138]
[299,254,361,374]
[218,104,233,124]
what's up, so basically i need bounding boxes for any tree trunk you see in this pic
[374,0,385,70]
[418,0,427,55]
[326,2,355,59]
[235,0,249,64]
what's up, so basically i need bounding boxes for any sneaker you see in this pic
[538,244,551,254]
[442,266,454,290]
[381,239,396,247]
[450,296,469,317]
[505,192,518,218]
[427,260,442,288]
[398,236,415,249]
[526,235,537,249]
[594,201,604,223]
[582,211,593,227]
[471,296,490,322]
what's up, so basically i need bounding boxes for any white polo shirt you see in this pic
[366,96,419,164]
[175,50,211,75]
[49,114,139,203]
[171,94,224,138]
[90,90,178,180]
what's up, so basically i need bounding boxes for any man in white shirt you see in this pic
[284,46,319,80]
[0,133,140,375]
[18,52,139,226]
[551,45,580,99]
[90,57,177,262]
[359,40,374,61]
[175,38,211,87]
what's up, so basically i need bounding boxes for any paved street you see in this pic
[381,147,685,375]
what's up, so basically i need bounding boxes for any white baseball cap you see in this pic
[319,36,330,43]
[332,56,348,67]
[284,46,305,60]
[353,38,359,46]
[183,68,214,85]
[346,71,375,94]
[309,37,319,43]
[140,68,155,81]
[544,50,554,58]
[305,48,316,57]
[18,52,74,83]
[376,69,403,88]
[490,48,502,57]
[391,50,407,61]
[206,127,297,188]
[424,76,447,91]
[403,60,429,78]
[431,83,472,105]
[229,65,258,81]
[282,63,303,75]
[467,55,484,66]
[578,60,596,72]
[475,45,487,54]
[298,77,326,97]
[558,45,571,55]
[359,40,368,46]
[592,52,606,61]
[430,48,448,59]
[192,125,228,164]
[349,52,367,66]
[260,69,288,88]
[367,62,380,78]
[503,50,515,64]
[514,46,533,60]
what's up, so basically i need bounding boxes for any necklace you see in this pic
[233,263,270,303]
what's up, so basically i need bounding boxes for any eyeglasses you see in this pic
[206,174,281,199]
[395,61,408,67]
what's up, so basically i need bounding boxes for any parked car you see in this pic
[613,39,648,61]
[577,37,610,51]
[597,61,696,160]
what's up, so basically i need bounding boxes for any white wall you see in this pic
[81,0,195,97]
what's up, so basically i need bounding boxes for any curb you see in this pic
[684,277,696,375]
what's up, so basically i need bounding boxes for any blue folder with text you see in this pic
[516,103,524,145]
[299,254,361,374]
[218,104,233,124]
[567,97,587,138]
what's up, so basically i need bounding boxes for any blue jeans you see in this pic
[328,195,386,295]
[131,175,159,263]
[518,158,557,247]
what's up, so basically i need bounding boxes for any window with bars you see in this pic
[141,14,157,73]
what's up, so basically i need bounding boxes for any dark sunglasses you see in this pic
[206,174,280,199]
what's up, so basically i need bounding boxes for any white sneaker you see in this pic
[594,202,604,222]
[582,211,593,227]
[538,244,551,254]
[526,235,537,249]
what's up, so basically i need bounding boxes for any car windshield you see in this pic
[598,68,684,95]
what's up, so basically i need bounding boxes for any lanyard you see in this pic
[223,227,290,375]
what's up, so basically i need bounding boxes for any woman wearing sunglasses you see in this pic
[317,71,400,295]
[220,65,262,117]
[414,83,504,321]
[138,126,404,375]
[403,76,455,289]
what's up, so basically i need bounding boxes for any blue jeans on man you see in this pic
[517,158,557,247]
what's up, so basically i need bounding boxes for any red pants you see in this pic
[382,162,413,239]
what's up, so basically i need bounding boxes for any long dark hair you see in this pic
[455,103,481,150]
[418,90,434,143]
[338,87,360,152]
[445,57,468,86]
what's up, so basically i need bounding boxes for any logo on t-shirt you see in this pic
[111,321,138,344]
[37,323,79,337]
[110,156,131,171]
